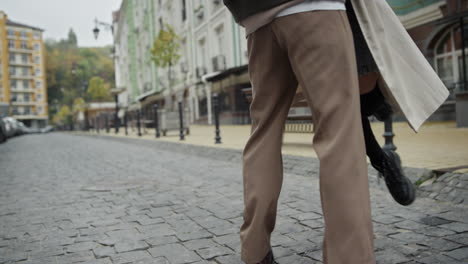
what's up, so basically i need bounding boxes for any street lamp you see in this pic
[92,18,113,39]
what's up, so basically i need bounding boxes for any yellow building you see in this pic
[0,11,48,128]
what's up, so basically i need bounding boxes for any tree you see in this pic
[87,76,112,102]
[72,97,86,114]
[68,28,78,47]
[150,24,181,90]
[52,105,72,125]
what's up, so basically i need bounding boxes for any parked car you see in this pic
[41,125,54,133]
[2,117,18,138]
[0,118,7,143]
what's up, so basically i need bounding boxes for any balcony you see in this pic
[9,47,33,54]
[9,60,34,67]
[10,88,35,93]
[12,101,35,106]
[10,74,34,80]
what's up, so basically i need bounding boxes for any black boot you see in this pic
[377,149,416,206]
[362,117,416,206]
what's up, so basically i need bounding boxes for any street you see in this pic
[0,133,467,264]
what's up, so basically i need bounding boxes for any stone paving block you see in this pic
[56,250,95,263]
[80,258,113,264]
[145,235,179,247]
[136,223,176,238]
[438,222,468,233]
[92,245,115,259]
[418,254,465,264]
[276,254,315,264]
[215,254,242,264]
[183,238,218,250]
[176,229,213,242]
[148,243,201,264]
[271,246,295,258]
[444,233,468,245]
[65,241,98,253]
[444,247,468,261]
[196,245,234,259]
[114,240,148,253]
[375,248,410,264]
[111,250,153,264]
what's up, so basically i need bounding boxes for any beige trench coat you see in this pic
[351,0,449,131]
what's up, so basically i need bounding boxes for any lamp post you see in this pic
[110,88,123,134]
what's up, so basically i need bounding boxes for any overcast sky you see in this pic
[1,0,122,47]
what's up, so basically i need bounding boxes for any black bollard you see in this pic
[213,93,222,144]
[124,112,128,136]
[382,114,397,152]
[154,104,160,138]
[97,116,100,134]
[105,114,110,133]
[178,101,185,141]
[137,110,142,137]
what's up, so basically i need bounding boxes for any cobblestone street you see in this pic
[1,133,467,264]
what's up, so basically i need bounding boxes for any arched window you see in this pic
[434,24,468,91]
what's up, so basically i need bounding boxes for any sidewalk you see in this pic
[88,121,468,171]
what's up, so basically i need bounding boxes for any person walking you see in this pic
[347,0,416,206]
[223,0,449,263]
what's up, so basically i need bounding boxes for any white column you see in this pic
[206,85,212,125]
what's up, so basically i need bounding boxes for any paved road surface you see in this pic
[0,133,467,264]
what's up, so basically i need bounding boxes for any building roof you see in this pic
[6,19,44,32]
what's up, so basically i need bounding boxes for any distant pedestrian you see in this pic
[223,1,448,264]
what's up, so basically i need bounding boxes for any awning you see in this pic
[205,65,248,82]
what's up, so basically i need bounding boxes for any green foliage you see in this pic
[67,29,78,47]
[52,105,72,125]
[151,24,181,68]
[87,76,112,102]
[151,24,181,89]
[72,97,86,114]
[45,29,115,120]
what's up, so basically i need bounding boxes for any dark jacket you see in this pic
[223,0,294,22]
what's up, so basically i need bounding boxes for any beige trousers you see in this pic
[241,11,375,264]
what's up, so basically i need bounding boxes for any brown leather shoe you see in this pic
[257,250,276,264]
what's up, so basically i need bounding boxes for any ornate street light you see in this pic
[93,26,100,40]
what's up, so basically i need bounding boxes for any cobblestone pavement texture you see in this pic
[0,133,467,264]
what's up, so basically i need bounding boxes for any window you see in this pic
[22,54,28,63]
[37,94,42,101]
[9,53,15,63]
[23,80,29,89]
[11,80,17,88]
[38,106,43,114]
[182,0,187,21]
[7,29,14,36]
[33,43,40,50]
[35,69,41,76]
[20,31,27,38]
[8,40,15,48]
[434,26,468,92]
[34,56,40,63]
[21,41,28,49]
[22,67,28,76]
[9,67,15,76]
[24,94,30,102]
[33,32,40,39]
[36,81,42,88]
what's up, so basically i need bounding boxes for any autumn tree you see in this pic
[150,24,181,91]
[87,76,112,102]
